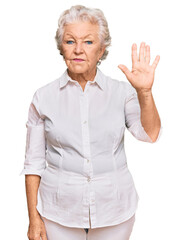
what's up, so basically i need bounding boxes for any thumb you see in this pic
[118,64,132,80]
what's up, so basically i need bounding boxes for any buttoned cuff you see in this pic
[19,167,45,177]
[140,124,163,143]
[128,120,163,143]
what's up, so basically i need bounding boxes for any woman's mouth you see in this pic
[73,58,85,62]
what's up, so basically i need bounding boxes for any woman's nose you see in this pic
[74,42,83,54]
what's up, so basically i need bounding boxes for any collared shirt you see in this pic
[20,67,162,229]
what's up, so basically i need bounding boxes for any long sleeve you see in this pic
[124,82,162,143]
[19,90,46,177]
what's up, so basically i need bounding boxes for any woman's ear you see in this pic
[98,46,106,60]
[60,44,63,56]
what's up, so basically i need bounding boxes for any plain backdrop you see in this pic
[0,0,182,239]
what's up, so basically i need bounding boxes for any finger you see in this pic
[41,225,48,240]
[131,43,138,66]
[145,45,150,64]
[41,232,48,240]
[139,42,145,62]
[151,55,160,70]
[118,64,132,80]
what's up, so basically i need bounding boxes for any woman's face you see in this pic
[61,21,105,75]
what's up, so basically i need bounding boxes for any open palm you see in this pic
[118,42,160,92]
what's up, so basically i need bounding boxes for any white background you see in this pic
[0,0,182,239]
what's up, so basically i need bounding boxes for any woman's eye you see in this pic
[85,41,93,45]
[66,41,74,44]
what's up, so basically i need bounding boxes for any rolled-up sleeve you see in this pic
[124,82,162,143]
[19,90,46,177]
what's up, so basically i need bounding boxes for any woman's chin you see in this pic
[67,65,89,75]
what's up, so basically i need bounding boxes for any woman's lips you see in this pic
[73,58,85,62]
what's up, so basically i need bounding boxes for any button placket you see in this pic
[79,90,94,227]
[80,93,92,175]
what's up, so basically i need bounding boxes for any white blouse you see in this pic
[20,67,162,229]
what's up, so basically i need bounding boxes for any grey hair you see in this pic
[55,5,111,64]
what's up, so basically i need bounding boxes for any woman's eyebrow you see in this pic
[84,34,94,38]
[64,33,74,37]
[64,33,94,39]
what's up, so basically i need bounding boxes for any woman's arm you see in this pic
[25,175,41,221]
[119,42,161,142]
[25,176,48,240]
[136,89,161,142]
[20,90,47,239]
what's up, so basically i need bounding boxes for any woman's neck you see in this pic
[67,67,97,84]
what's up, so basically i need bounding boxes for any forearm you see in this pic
[136,89,161,142]
[25,175,41,222]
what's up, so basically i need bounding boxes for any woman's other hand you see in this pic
[118,42,160,93]
[27,215,47,240]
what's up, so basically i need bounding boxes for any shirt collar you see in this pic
[59,68,105,91]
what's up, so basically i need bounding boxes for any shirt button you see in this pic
[83,120,87,124]
[87,176,91,182]
[87,159,89,163]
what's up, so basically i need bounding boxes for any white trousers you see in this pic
[41,214,136,240]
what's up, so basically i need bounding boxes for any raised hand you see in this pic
[118,42,160,93]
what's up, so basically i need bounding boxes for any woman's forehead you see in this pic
[63,22,99,39]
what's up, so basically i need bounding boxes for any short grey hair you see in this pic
[55,5,111,64]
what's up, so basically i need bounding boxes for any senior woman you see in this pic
[20,5,162,240]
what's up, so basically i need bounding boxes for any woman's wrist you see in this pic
[29,209,41,221]
[136,88,152,96]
